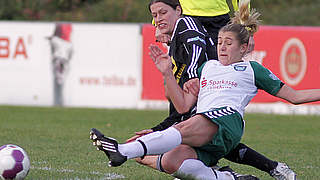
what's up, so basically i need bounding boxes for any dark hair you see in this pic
[148,0,180,12]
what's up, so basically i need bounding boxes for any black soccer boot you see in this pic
[90,128,127,167]
[219,166,260,180]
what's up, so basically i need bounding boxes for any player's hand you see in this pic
[134,155,159,169]
[246,36,255,54]
[126,129,153,143]
[183,78,200,97]
[149,44,172,76]
[155,28,171,44]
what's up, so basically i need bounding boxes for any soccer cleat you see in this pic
[219,166,260,180]
[90,128,127,167]
[270,162,297,180]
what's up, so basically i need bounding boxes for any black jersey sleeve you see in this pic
[175,17,216,80]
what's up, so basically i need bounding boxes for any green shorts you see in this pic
[194,106,244,167]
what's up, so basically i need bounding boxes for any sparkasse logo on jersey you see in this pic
[201,77,207,88]
[201,76,238,89]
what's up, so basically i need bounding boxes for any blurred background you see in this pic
[0,0,319,25]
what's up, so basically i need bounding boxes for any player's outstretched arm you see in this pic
[149,44,197,113]
[276,84,320,105]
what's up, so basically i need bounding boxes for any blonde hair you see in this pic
[220,0,261,44]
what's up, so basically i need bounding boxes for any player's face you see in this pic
[217,31,247,66]
[150,2,181,36]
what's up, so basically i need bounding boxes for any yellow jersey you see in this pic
[180,0,240,17]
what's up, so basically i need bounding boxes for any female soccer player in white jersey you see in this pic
[89,0,320,179]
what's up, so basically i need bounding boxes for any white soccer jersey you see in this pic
[196,60,283,117]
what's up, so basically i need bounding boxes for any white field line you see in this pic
[30,164,125,180]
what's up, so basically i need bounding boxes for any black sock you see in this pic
[224,143,278,173]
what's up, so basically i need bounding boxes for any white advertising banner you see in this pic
[0,22,54,106]
[0,22,142,108]
[64,23,142,108]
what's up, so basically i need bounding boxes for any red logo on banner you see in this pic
[0,37,28,59]
[280,38,307,86]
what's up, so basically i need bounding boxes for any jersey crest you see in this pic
[234,65,247,71]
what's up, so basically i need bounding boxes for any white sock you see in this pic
[118,141,144,159]
[118,127,182,159]
[175,159,235,180]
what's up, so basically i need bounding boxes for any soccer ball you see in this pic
[0,144,30,180]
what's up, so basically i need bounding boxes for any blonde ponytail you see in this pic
[231,0,261,35]
[219,0,261,44]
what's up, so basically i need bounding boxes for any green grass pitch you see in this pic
[0,105,319,179]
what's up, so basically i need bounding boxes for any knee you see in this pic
[161,157,178,174]
[161,145,196,174]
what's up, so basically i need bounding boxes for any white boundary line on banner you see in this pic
[246,102,320,115]
[138,100,320,115]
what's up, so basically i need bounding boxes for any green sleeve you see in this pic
[197,61,207,78]
[250,61,284,96]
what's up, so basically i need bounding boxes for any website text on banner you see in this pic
[141,24,320,104]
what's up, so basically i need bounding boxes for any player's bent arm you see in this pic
[276,84,320,105]
[164,71,197,114]
[164,82,170,100]
[149,44,197,111]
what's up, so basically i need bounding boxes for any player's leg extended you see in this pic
[89,115,218,167]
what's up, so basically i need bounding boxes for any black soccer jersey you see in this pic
[169,16,217,87]
[152,16,217,131]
